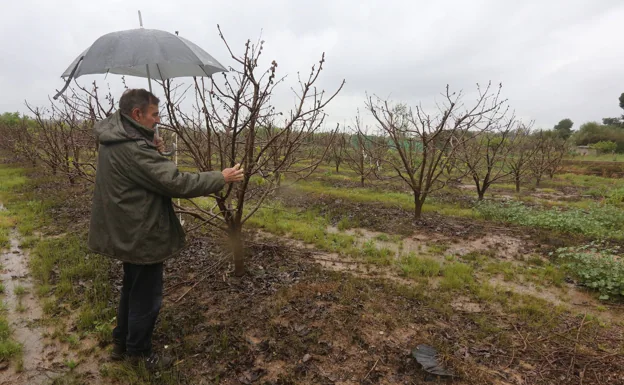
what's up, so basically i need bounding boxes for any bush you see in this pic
[552,242,624,300]
[590,141,617,154]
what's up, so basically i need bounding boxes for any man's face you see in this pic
[131,104,160,129]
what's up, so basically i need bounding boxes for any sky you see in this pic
[2,0,624,131]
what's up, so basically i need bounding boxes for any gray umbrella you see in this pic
[53,27,227,100]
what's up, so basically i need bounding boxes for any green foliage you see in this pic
[553,118,574,139]
[553,243,624,300]
[475,200,624,240]
[590,141,617,154]
[573,122,624,153]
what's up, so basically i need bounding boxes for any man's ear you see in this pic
[131,107,142,120]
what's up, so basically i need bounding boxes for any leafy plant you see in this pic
[552,242,624,300]
[475,201,624,239]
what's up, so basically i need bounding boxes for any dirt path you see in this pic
[0,228,102,385]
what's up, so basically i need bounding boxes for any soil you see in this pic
[0,230,103,385]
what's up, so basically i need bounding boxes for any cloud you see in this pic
[2,0,623,131]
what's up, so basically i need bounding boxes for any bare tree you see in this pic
[329,132,347,173]
[366,83,507,218]
[344,112,380,186]
[506,124,540,193]
[20,82,113,184]
[160,27,344,275]
[0,115,38,166]
[456,115,521,200]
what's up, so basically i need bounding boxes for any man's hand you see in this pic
[154,135,166,153]
[222,164,245,183]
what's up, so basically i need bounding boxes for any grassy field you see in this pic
[0,155,623,384]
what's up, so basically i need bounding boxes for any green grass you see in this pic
[398,253,442,278]
[440,262,475,291]
[0,166,27,192]
[30,235,114,333]
[13,285,26,297]
[0,163,115,345]
[484,261,517,281]
[0,318,22,361]
[293,180,476,218]
[427,243,450,255]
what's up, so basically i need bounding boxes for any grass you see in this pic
[398,253,442,278]
[293,180,476,218]
[0,164,115,346]
[0,318,22,362]
[30,235,114,333]
[13,285,26,297]
[440,262,475,290]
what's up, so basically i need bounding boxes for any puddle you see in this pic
[328,226,525,260]
[0,230,103,384]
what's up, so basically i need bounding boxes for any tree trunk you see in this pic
[229,225,245,277]
[535,174,542,187]
[477,189,485,201]
[335,161,340,173]
[515,175,521,193]
[275,171,281,187]
[414,194,424,219]
[360,174,365,187]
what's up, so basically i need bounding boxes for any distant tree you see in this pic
[602,117,623,127]
[553,118,573,139]
[591,141,617,155]
[366,82,507,218]
[600,93,624,127]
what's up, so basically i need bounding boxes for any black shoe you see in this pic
[130,352,174,371]
[110,342,127,361]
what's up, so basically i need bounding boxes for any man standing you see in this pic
[88,89,244,370]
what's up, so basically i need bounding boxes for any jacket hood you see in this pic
[94,111,156,145]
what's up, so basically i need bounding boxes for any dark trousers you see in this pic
[112,262,164,356]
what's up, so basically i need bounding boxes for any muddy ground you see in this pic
[0,164,623,385]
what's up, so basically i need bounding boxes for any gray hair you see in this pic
[119,89,160,115]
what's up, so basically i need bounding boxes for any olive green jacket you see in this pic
[87,111,224,264]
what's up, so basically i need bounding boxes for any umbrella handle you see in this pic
[160,143,176,157]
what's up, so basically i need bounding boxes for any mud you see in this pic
[0,231,103,385]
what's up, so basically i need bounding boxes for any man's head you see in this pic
[119,89,160,129]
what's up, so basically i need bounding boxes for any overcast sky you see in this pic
[2,0,624,131]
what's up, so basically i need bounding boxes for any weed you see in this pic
[484,261,516,281]
[427,243,449,255]
[440,262,474,291]
[13,285,27,297]
[398,253,442,278]
[553,242,624,300]
[475,200,624,240]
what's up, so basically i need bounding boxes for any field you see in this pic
[0,152,622,385]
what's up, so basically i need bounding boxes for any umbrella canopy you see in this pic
[54,28,227,99]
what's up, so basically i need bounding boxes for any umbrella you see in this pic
[52,14,227,145]
[54,27,227,99]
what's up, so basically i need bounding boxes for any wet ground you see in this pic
[0,229,103,385]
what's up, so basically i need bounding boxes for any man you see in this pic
[88,89,244,370]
